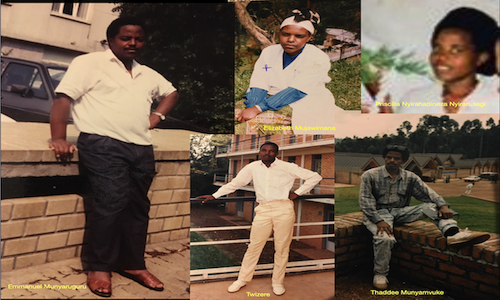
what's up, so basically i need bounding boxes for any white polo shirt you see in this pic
[55,49,177,145]
[212,159,323,203]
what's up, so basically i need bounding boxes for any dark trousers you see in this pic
[78,133,156,272]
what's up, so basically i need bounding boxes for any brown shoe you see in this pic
[87,271,111,297]
[119,270,164,291]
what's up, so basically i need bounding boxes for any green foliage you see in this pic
[335,187,499,233]
[113,3,234,133]
[361,46,429,84]
[236,0,360,66]
[190,232,240,270]
[329,59,361,110]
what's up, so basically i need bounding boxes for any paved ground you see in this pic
[191,271,334,300]
[1,239,190,299]
[425,179,499,202]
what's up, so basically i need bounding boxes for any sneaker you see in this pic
[272,284,286,296]
[447,228,490,247]
[373,275,388,290]
[227,280,246,293]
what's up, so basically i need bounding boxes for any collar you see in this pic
[104,49,143,76]
[382,165,401,180]
[260,158,281,168]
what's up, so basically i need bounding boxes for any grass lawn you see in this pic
[335,186,500,233]
[190,232,240,270]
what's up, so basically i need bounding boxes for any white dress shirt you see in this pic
[212,159,322,203]
[55,49,177,145]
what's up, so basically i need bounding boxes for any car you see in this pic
[479,172,499,181]
[420,176,435,182]
[1,56,71,123]
[464,175,481,182]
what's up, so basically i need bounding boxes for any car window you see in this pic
[47,67,67,89]
[1,63,48,100]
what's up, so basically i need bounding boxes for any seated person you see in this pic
[360,144,490,290]
[236,8,336,134]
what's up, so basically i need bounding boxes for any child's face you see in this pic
[430,28,485,84]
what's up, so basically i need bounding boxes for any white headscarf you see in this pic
[280,9,320,35]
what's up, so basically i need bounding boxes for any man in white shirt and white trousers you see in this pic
[197,141,322,296]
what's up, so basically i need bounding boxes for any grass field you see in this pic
[190,232,240,270]
[335,186,500,233]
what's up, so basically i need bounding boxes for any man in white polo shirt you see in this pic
[49,16,178,297]
[197,142,322,296]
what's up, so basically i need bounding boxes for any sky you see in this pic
[334,109,499,139]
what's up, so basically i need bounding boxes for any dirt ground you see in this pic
[425,179,499,202]
[335,267,456,300]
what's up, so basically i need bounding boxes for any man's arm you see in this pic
[359,173,384,224]
[290,164,322,196]
[149,91,179,129]
[197,164,254,202]
[358,173,393,236]
[49,93,75,160]
[410,175,453,218]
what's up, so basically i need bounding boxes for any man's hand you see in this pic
[288,192,299,200]
[149,114,161,129]
[196,195,215,203]
[438,205,454,219]
[236,106,261,122]
[49,138,75,161]
[376,220,393,237]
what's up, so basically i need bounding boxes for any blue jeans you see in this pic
[363,203,458,276]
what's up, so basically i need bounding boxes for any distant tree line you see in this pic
[336,115,500,159]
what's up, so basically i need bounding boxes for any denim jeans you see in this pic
[363,202,458,276]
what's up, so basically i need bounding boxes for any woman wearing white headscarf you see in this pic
[237,8,336,134]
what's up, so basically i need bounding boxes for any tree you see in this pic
[235,1,274,50]
[112,3,234,133]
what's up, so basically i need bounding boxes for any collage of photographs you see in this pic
[0,1,498,300]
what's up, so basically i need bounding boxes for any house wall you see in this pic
[1,3,119,64]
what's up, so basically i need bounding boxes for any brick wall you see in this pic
[1,161,190,272]
[336,212,499,300]
[1,123,191,271]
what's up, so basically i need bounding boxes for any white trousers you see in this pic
[237,200,296,284]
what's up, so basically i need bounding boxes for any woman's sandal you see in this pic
[119,270,164,291]
[87,274,112,297]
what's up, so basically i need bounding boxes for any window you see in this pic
[250,135,256,149]
[313,135,323,141]
[289,134,297,144]
[51,2,89,20]
[312,154,322,175]
[288,156,296,164]
[235,135,240,151]
[1,63,48,100]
